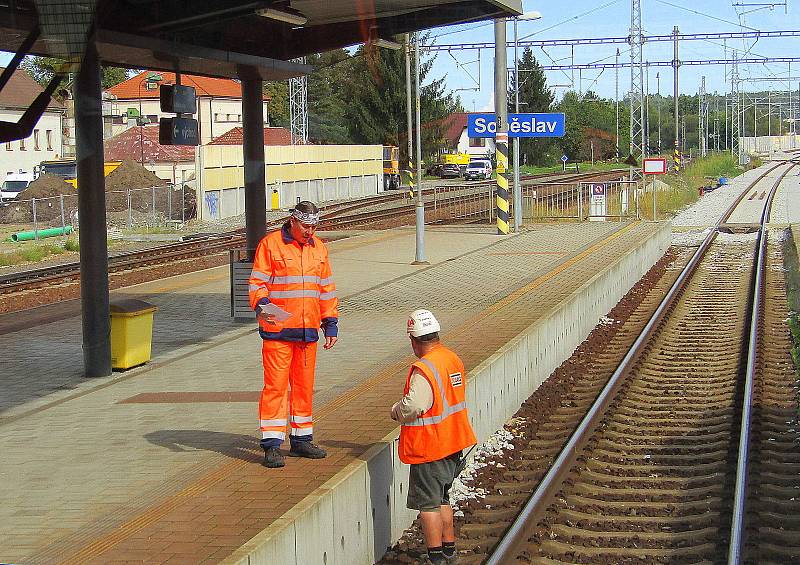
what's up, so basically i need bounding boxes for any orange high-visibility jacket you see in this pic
[248,225,338,342]
[399,344,477,464]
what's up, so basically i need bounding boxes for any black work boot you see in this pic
[262,447,285,468]
[288,441,327,459]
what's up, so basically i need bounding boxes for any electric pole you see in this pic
[673,26,680,173]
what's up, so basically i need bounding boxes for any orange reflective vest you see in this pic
[399,344,477,464]
[248,225,338,342]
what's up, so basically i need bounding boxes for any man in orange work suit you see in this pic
[391,309,477,564]
[249,201,338,468]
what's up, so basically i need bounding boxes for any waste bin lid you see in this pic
[110,298,157,315]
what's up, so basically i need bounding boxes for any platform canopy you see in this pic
[0,0,522,80]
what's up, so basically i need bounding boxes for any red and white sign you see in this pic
[643,157,667,175]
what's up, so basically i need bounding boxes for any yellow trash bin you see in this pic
[110,299,157,370]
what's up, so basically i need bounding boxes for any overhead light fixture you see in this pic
[256,7,307,26]
[371,37,402,50]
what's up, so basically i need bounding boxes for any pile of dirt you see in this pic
[0,174,76,223]
[105,160,167,211]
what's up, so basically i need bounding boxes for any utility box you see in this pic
[110,299,157,369]
[230,249,256,320]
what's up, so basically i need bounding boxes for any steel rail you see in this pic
[485,159,795,564]
[727,162,795,564]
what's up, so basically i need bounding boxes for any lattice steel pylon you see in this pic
[698,76,708,157]
[628,0,646,162]
[289,57,308,144]
[730,52,740,160]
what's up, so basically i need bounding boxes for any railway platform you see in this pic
[0,221,669,565]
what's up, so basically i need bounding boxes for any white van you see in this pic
[463,159,492,181]
[0,170,34,203]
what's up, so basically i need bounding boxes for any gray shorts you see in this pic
[406,451,463,512]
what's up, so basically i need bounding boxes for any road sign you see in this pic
[467,113,566,138]
[642,157,667,175]
[560,154,569,163]
[589,183,607,221]
[591,183,606,196]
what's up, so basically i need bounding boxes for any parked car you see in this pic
[426,163,443,177]
[463,160,492,181]
[439,163,461,179]
[0,171,33,203]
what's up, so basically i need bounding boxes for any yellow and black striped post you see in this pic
[495,131,510,234]
[673,141,680,173]
[405,163,415,200]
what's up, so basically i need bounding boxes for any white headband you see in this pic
[292,208,320,225]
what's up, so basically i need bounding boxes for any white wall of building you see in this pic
[455,129,495,159]
[108,97,269,144]
[0,108,64,179]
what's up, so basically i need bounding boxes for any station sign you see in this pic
[467,113,566,138]
[159,117,199,146]
[160,84,197,114]
[642,157,667,175]
[589,183,607,221]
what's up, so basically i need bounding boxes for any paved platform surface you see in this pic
[0,221,664,565]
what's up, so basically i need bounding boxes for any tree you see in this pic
[508,48,554,166]
[307,50,353,144]
[555,90,629,161]
[263,81,289,128]
[21,56,130,90]
[342,36,462,164]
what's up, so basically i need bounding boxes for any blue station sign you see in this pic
[467,113,566,138]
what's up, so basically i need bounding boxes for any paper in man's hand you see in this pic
[259,302,292,322]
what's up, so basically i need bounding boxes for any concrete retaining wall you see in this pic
[222,222,672,565]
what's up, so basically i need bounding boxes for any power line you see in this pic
[421,29,800,52]
[539,56,800,70]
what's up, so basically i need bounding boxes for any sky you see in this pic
[424,0,800,110]
[1,0,798,113]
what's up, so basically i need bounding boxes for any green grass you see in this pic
[0,243,66,267]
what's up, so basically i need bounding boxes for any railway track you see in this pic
[375,161,800,564]
[474,161,798,564]
[0,169,622,297]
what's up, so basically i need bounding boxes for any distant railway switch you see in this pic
[159,117,199,146]
[109,299,157,370]
[160,84,197,114]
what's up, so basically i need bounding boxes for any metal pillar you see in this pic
[629,0,645,162]
[513,17,522,232]
[242,78,267,258]
[699,76,707,157]
[673,26,680,173]
[405,34,415,196]
[615,48,620,158]
[289,57,308,144]
[731,52,740,159]
[495,18,510,234]
[413,34,427,264]
[656,72,661,154]
[75,39,111,377]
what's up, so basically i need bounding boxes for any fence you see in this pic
[524,180,639,221]
[0,184,195,237]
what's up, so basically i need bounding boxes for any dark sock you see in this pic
[427,546,445,563]
[442,542,455,557]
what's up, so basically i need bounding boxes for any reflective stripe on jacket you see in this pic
[398,344,477,464]
[248,224,339,342]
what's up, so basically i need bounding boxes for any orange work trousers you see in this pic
[259,340,318,448]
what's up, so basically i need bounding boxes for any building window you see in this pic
[112,116,125,125]
[33,130,40,150]
[19,138,25,150]
[147,115,158,124]
[46,130,53,150]
[227,114,233,121]
[214,113,220,121]
[237,114,242,121]
[469,137,485,147]
[5,142,11,151]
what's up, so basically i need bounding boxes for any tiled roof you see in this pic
[208,126,292,146]
[442,112,469,145]
[0,67,64,110]
[107,71,270,100]
[104,125,196,163]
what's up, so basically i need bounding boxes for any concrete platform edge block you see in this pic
[224,223,670,565]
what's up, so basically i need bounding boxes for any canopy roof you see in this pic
[0,1,521,80]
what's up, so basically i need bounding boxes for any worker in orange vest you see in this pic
[391,309,477,565]
[248,201,338,468]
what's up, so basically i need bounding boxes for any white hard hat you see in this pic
[407,309,440,338]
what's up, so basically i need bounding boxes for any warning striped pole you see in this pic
[673,140,680,173]
[496,131,510,234]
